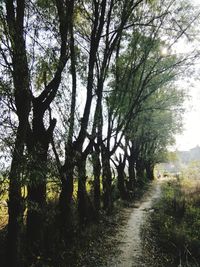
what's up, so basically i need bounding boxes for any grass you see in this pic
[0,178,8,229]
[142,177,200,267]
[0,178,90,225]
[0,174,152,266]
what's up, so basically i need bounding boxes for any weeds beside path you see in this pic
[142,177,200,267]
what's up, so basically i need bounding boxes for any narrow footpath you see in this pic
[110,180,163,267]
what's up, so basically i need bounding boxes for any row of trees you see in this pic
[0,0,199,266]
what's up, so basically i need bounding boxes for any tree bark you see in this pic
[26,146,48,258]
[26,0,71,255]
[102,148,113,212]
[58,153,75,241]
[92,151,101,216]
[145,162,154,180]
[77,157,87,224]
[6,126,26,267]
[58,6,76,237]
[127,154,136,191]
[5,1,31,266]
[117,161,127,200]
[26,104,56,258]
[136,159,145,180]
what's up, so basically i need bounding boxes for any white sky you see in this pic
[173,0,200,151]
[175,80,200,151]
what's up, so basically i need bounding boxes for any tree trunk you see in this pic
[6,126,26,267]
[26,107,55,258]
[26,144,48,259]
[25,0,71,250]
[102,149,112,212]
[145,162,154,180]
[136,159,145,180]
[127,155,136,191]
[77,157,87,225]
[58,157,74,241]
[57,5,77,242]
[92,151,101,216]
[117,162,127,200]
[5,1,31,265]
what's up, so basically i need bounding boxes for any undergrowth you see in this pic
[0,179,150,266]
[142,178,200,267]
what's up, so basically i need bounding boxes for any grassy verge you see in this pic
[142,178,200,267]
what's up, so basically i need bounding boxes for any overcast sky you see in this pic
[174,1,200,151]
[175,78,200,150]
[175,79,200,150]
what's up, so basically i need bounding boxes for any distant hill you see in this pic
[177,146,200,164]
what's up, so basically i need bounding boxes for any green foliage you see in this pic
[124,83,185,166]
[107,25,186,167]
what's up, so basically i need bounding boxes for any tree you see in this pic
[2,1,31,265]
[1,0,73,263]
[125,85,184,182]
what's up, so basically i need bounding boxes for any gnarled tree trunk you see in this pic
[26,107,56,258]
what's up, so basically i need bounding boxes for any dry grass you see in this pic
[142,177,200,266]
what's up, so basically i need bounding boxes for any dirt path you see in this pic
[110,180,163,267]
